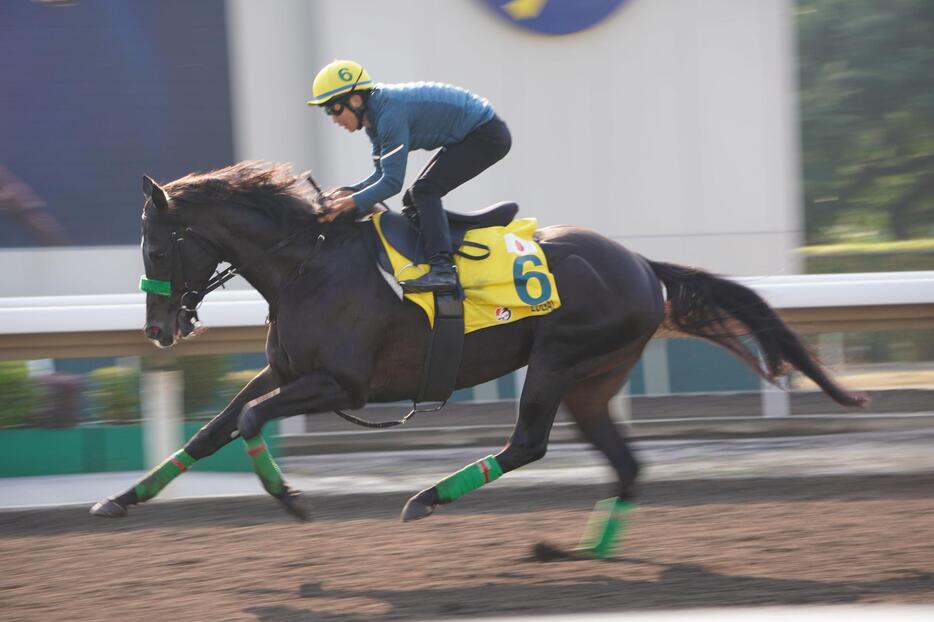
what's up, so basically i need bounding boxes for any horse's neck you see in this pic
[226,221,361,308]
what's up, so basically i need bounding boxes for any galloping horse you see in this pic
[91,162,864,556]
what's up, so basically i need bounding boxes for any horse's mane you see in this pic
[164,161,316,221]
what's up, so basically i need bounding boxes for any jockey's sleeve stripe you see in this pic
[247,443,268,457]
[170,457,188,472]
[380,144,405,159]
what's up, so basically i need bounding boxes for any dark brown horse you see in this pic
[91,162,864,556]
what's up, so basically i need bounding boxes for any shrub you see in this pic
[218,369,264,405]
[0,361,36,428]
[177,355,231,417]
[88,366,140,423]
[31,373,85,428]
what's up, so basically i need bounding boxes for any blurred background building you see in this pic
[0,0,804,292]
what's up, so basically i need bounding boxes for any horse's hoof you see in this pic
[401,499,433,522]
[528,542,593,562]
[401,488,439,522]
[90,498,127,518]
[275,487,311,522]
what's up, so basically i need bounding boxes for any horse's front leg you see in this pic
[90,366,280,518]
[236,370,363,519]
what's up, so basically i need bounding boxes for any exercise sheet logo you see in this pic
[504,233,533,255]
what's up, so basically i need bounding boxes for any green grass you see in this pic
[798,238,934,273]
[798,239,934,256]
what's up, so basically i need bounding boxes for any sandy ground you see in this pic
[2,473,934,621]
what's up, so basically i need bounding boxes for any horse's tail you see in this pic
[645,259,867,408]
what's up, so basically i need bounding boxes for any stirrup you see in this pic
[400,272,457,293]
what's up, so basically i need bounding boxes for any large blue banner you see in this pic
[0,0,234,247]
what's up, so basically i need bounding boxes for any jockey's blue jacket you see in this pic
[350,82,495,211]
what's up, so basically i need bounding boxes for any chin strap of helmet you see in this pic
[346,67,369,130]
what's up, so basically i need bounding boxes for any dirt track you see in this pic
[2,474,934,621]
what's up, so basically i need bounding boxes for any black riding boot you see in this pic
[400,252,457,293]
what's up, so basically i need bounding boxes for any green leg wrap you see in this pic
[436,455,503,503]
[577,497,638,559]
[244,435,284,496]
[134,449,196,503]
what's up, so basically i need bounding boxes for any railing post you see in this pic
[643,340,671,395]
[279,415,306,435]
[141,369,183,475]
[513,366,527,416]
[610,382,632,424]
[760,375,790,418]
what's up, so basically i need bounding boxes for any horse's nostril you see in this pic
[144,326,162,340]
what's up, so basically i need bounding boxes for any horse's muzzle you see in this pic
[144,325,176,347]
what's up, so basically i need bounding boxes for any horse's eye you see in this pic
[149,250,167,260]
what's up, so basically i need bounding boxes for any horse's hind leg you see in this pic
[561,356,644,557]
[401,363,569,521]
[90,366,280,518]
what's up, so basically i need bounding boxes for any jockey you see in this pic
[308,59,512,293]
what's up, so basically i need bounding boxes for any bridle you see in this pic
[140,212,324,331]
[140,178,414,429]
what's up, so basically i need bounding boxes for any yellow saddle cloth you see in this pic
[372,212,562,333]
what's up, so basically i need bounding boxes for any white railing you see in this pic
[3,271,933,340]
[2,271,933,465]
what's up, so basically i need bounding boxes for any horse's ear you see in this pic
[142,175,169,211]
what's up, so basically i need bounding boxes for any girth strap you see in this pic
[415,291,465,403]
[333,289,465,429]
[302,172,469,429]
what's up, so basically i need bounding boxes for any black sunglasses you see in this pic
[323,99,347,116]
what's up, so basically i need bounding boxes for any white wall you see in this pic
[228,0,802,276]
[1,0,801,297]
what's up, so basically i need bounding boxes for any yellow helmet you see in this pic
[307,60,373,106]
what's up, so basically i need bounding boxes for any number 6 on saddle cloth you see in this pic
[335,202,563,428]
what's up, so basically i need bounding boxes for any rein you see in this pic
[181,227,325,310]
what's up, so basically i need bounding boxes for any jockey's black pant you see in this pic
[402,115,511,259]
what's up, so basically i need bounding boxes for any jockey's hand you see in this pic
[317,193,356,223]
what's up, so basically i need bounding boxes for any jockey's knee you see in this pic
[409,177,444,203]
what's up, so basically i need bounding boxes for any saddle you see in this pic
[361,201,518,410]
[375,201,519,267]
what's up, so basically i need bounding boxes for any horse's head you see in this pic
[139,175,220,348]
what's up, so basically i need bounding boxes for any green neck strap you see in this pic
[140,276,172,296]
